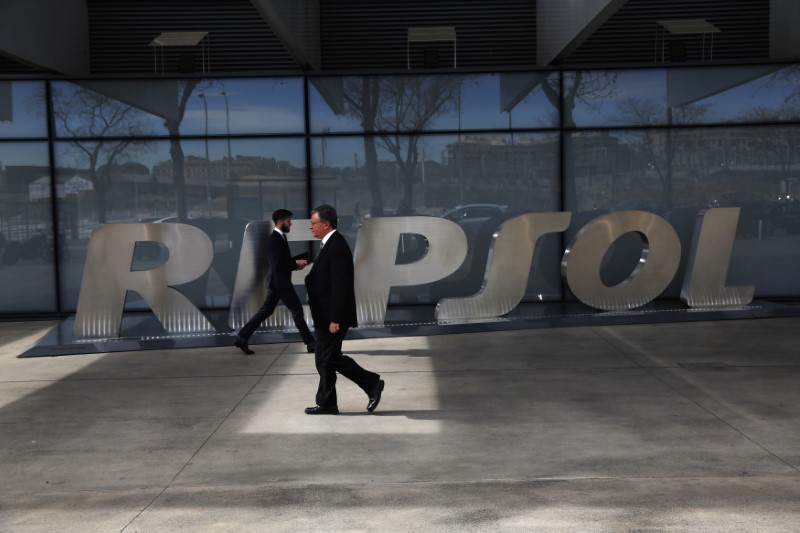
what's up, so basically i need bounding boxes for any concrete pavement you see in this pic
[1,317,799,531]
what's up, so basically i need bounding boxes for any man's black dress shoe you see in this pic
[306,342,317,353]
[305,405,339,415]
[234,338,254,355]
[367,380,384,412]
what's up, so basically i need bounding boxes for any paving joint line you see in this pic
[591,326,800,475]
[119,342,291,532]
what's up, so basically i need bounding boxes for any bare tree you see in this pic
[540,71,618,129]
[164,80,201,222]
[616,97,711,208]
[51,85,148,223]
[342,75,463,214]
[540,71,618,208]
[343,77,383,214]
[740,105,800,196]
[374,76,462,210]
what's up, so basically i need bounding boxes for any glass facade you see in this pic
[1,64,800,316]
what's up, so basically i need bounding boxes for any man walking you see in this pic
[303,204,383,415]
[234,209,316,355]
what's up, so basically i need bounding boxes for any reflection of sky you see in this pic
[51,78,306,138]
[458,73,558,130]
[695,71,792,121]
[0,81,47,138]
[181,78,305,135]
[570,70,667,126]
[184,105,303,135]
[569,67,799,126]
[9,67,800,165]
[0,142,49,167]
[309,73,559,133]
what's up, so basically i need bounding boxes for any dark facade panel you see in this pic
[0,54,47,75]
[567,0,769,65]
[87,0,299,74]
[320,0,536,69]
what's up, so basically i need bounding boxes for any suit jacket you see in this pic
[304,230,358,329]
[265,230,298,291]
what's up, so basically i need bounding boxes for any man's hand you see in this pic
[296,259,308,270]
[329,322,340,333]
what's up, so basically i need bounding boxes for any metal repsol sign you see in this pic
[73,208,753,338]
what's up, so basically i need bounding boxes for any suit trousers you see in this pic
[238,287,315,345]
[314,326,379,408]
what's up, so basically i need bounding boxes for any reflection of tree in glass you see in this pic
[540,71,617,208]
[164,80,203,222]
[342,75,463,215]
[540,71,617,129]
[616,98,710,208]
[772,65,800,108]
[754,67,800,201]
[51,85,150,223]
[739,105,800,197]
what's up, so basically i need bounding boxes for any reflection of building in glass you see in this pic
[150,154,309,219]
[429,135,560,209]
[1,166,61,239]
[445,135,558,184]
[568,128,800,211]
[153,155,304,182]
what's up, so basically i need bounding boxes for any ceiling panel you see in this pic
[0,55,48,75]
[320,0,537,70]
[0,0,779,76]
[566,0,770,65]
[87,0,299,75]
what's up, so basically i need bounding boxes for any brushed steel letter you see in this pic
[681,207,754,307]
[228,220,315,330]
[562,211,681,311]
[74,223,214,338]
[229,221,272,330]
[435,212,571,321]
[354,216,468,325]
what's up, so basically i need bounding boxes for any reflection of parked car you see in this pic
[707,191,770,210]
[769,197,800,236]
[441,204,515,240]
[611,198,669,215]
[706,192,773,237]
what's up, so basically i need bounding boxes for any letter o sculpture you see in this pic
[562,210,681,311]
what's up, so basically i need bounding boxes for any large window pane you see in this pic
[568,65,800,129]
[54,137,307,311]
[309,73,560,134]
[566,69,668,128]
[0,142,58,312]
[0,81,48,138]
[565,126,800,299]
[460,72,560,130]
[669,65,800,125]
[311,132,561,305]
[51,78,305,139]
[182,78,305,135]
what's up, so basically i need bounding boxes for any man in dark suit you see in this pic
[303,204,384,415]
[234,209,316,355]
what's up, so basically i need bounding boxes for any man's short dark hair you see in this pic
[272,209,293,224]
[312,204,338,229]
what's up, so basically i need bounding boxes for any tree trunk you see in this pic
[166,126,189,222]
[362,77,383,215]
